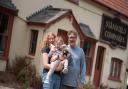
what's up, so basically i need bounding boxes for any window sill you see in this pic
[0,56,8,60]
[67,0,79,5]
[108,76,121,82]
[25,55,35,60]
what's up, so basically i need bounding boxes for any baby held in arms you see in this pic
[44,36,70,83]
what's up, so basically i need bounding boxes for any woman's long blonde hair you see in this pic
[41,32,56,49]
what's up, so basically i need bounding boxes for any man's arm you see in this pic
[79,48,86,86]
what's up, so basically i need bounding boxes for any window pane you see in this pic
[0,13,8,35]
[0,35,7,55]
[116,61,119,77]
[83,42,92,56]
[109,58,122,80]
[115,61,117,77]
[29,30,38,55]
[83,42,93,75]
[85,56,91,73]
[110,59,113,76]
[118,61,122,77]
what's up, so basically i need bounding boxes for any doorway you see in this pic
[93,46,105,88]
[57,29,68,44]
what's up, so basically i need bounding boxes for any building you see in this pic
[0,0,128,89]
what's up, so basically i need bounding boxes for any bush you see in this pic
[10,56,42,89]
[84,82,95,89]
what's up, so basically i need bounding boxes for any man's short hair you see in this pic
[67,30,77,38]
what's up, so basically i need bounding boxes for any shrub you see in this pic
[84,82,95,89]
[10,56,42,89]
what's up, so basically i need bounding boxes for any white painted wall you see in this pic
[0,60,6,71]
[29,26,45,75]
[9,17,29,63]
[101,43,127,88]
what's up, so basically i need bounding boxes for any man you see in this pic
[60,30,86,89]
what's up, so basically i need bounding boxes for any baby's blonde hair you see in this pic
[54,36,64,44]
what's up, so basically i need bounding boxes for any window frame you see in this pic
[0,9,14,60]
[67,0,79,5]
[83,40,95,75]
[0,12,9,56]
[108,57,122,82]
[29,30,38,56]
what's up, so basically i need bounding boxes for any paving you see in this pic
[0,86,15,89]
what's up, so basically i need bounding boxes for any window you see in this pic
[109,57,122,82]
[83,41,93,75]
[29,30,38,55]
[0,12,9,56]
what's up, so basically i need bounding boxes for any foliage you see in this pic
[84,82,95,89]
[10,56,42,89]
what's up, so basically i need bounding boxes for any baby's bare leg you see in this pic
[62,59,68,74]
[44,60,60,83]
[64,59,68,69]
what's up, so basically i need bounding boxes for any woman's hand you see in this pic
[50,44,56,52]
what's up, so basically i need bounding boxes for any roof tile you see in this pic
[27,5,68,23]
[94,0,128,18]
[79,23,96,39]
[0,0,17,11]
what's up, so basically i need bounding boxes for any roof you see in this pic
[0,0,17,11]
[94,0,128,18]
[27,5,68,24]
[26,6,86,44]
[79,23,96,40]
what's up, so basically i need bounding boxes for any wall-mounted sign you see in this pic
[100,14,128,49]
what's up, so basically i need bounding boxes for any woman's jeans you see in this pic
[42,72,61,89]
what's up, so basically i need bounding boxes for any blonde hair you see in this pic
[41,32,56,49]
[54,36,64,44]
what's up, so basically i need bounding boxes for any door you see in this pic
[93,46,105,88]
[57,29,68,44]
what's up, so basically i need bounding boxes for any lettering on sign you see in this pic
[100,14,128,49]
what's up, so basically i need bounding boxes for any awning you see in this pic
[79,23,96,40]
[27,5,68,24]
[0,0,17,11]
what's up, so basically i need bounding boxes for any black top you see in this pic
[41,47,50,63]
[42,47,60,75]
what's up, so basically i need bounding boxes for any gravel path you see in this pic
[0,86,15,89]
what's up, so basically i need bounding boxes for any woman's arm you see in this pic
[42,53,50,69]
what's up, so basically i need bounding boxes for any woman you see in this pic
[41,32,63,89]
